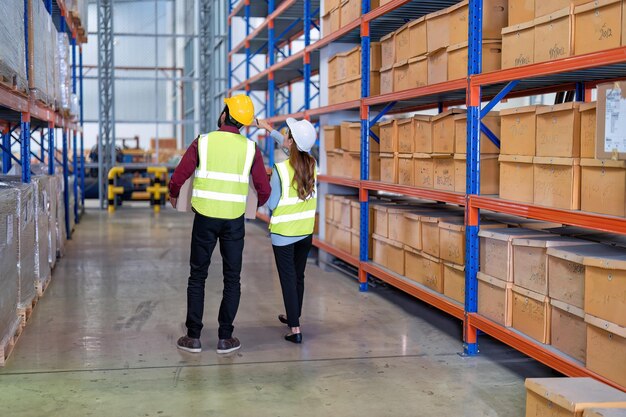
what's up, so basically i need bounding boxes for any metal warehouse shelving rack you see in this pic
[0,0,86,239]
[228,0,626,392]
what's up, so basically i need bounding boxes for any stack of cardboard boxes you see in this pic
[376,110,501,194]
[502,0,626,69]
[324,122,380,181]
[322,0,380,36]
[328,44,381,105]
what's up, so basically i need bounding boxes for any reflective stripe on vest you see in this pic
[269,160,317,236]
[191,131,255,219]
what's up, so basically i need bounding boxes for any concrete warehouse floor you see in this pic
[0,207,557,417]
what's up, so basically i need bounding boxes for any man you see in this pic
[169,95,270,354]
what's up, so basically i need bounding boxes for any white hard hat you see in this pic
[286,117,316,152]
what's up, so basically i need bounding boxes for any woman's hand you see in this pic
[256,118,273,132]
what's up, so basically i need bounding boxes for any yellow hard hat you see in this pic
[224,94,254,126]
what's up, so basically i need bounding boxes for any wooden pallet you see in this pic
[17,295,38,328]
[0,318,24,367]
[36,276,51,298]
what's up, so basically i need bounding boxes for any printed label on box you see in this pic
[605,87,626,152]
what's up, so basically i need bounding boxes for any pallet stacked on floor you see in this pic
[0,174,69,366]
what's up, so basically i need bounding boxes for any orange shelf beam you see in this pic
[318,175,360,188]
[308,100,361,116]
[362,262,464,320]
[472,47,626,87]
[362,181,466,205]
[0,84,28,113]
[471,196,626,235]
[313,237,359,267]
[469,313,626,392]
[364,79,467,106]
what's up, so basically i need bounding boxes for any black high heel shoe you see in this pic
[278,314,289,325]
[284,332,302,344]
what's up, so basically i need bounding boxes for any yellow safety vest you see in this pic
[270,160,317,236]
[191,131,256,219]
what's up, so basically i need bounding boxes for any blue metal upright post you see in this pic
[2,127,11,174]
[40,129,45,161]
[244,1,251,86]
[267,0,276,169]
[79,46,85,207]
[73,130,79,224]
[358,0,371,292]
[303,0,311,111]
[48,122,54,175]
[464,0,483,356]
[20,113,31,183]
[62,129,71,238]
[227,7,232,92]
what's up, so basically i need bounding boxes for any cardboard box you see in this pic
[581,158,626,216]
[335,223,353,254]
[580,102,597,158]
[393,60,411,92]
[479,227,549,282]
[345,46,361,79]
[499,154,535,203]
[536,103,581,158]
[533,157,581,210]
[409,17,427,58]
[454,111,501,154]
[398,154,414,186]
[370,41,382,72]
[433,155,455,191]
[443,262,465,304]
[379,119,398,153]
[421,213,463,258]
[380,65,394,95]
[448,40,502,81]
[395,23,412,63]
[401,212,422,250]
[325,195,335,222]
[414,115,433,153]
[596,82,626,160]
[414,153,435,189]
[585,314,626,388]
[341,0,371,28]
[454,153,500,195]
[525,377,626,417]
[584,250,626,327]
[433,109,465,154]
[387,205,416,243]
[501,21,535,68]
[380,153,399,183]
[330,6,341,33]
[509,0,535,25]
[534,8,574,64]
[547,243,608,308]
[408,55,428,89]
[324,125,341,150]
[535,0,575,18]
[326,150,342,176]
[427,47,448,85]
[397,118,414,153]
[324,0,340,15]
[449,0,508,45]
[372,233,405,275]
[381,32,395,68]
[372,203,393,237]
[550,299,586,363]
[426,7,451,52]
[405,248,444,292]
[501,105,540,156]
[512,285,551,343]
[370,152,381,181]
[478,271,513,326]
[344,76,362,101]
[439,218,502,265]
[325,220,336,245]
[341,121,360,152]
[574,0,622,55]
[346,152,360,180]
[512,235,584,294]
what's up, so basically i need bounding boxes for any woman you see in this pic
[256,117,317,344]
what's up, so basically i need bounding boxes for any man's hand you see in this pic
[256,118,273,132]
[170,197,178,209]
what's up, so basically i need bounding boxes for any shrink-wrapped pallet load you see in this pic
[0,0,27,92]
[0,187,21,357]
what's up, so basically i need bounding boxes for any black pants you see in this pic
[272,235,313,328]
[186,213,245,340]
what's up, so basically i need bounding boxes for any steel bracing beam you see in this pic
[97,0,116,209]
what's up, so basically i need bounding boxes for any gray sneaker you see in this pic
[177,336,201,353]
[216,337,241,354]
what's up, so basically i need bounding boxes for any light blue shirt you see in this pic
[268,129,308,247]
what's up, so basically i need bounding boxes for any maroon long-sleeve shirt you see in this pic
[169,125,270,206]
